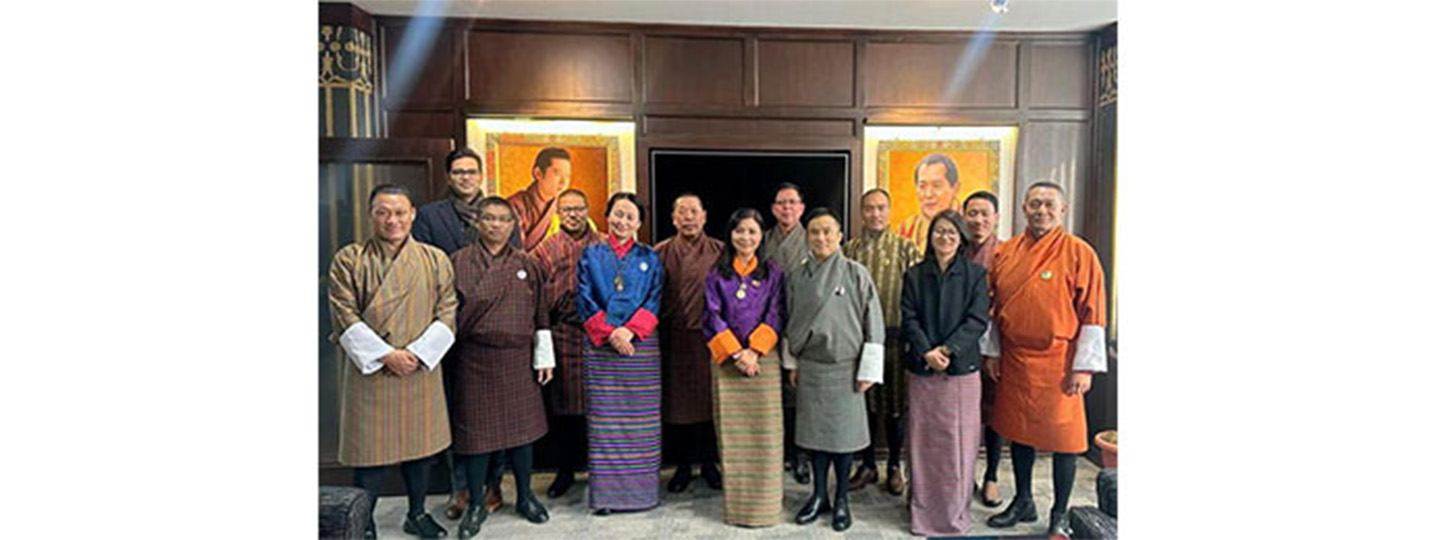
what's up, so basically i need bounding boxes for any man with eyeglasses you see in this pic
[508,146,572,252]
[759,182,812,484]
[980,182,1108,537]
[532,189,603,498]
[412,147,518,519]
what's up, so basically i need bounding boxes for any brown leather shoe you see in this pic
[444,489,470,520]
[484,484,504,513]
[847,465,878,491]
[884,466,906,495]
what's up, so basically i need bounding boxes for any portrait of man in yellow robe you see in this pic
[879,140,1000,253]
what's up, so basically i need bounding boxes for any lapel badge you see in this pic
[1041,270,1053,281]
[639,262,649,272]
[836,286,846,296]
[517,269,528,280]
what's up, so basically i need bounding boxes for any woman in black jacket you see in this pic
[899,209,990,537]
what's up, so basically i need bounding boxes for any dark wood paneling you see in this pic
[319,2,373,33]
[378,22,460,109]
[863,40,1018,108]
[1030,42,1090,109]
[646,116,854,137]
[467,31,633,103]
[644,36,744,106]
[1016,121,1090,237]
[757,40,855,107]
[385,111,454,139]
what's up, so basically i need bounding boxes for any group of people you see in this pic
[326,147,1108,539]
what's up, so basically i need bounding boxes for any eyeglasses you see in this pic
[558,206,588,215]
[932,229,962,238]
[774,199,802,206]
[450,168,481,177]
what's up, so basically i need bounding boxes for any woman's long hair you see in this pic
[713,207,771,281]
[922,209,970,263]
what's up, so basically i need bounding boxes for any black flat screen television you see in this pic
[648,150,851,241]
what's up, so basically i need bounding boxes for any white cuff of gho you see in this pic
[533,330,556,370]
[339,322,393,375]
[978,321,1000,357]
[857,342,885,384]
[1071,324,1108,373]
[405,321,456,371]
[780,337,798,370]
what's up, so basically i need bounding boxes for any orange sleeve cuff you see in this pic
[747,323,779,356]
[708,330,743,364]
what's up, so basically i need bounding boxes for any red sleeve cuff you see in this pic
[584,311,616,346]
[623,308,659,342]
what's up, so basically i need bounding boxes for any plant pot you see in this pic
[1094,430,1117,468]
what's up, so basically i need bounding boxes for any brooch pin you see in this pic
[1041,270,1053,281]
[517,269,528,280]
[835,286,846,296]
[639,262,649,272]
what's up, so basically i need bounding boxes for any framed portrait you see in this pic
[466,119,636,251]
[876,138,1002,252]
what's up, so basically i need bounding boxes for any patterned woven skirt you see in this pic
[712,350,783,527]
[906,371,982,537]
[584,335,662,511]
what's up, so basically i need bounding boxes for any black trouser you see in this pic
[857,412,905,471]
[983,425,1006,482]
[353,455,435,520]
[808,451,855,502]
[462,444,536,504]
[665,421,717,469]
[547,414,588,474]
[1010,442,1077,517]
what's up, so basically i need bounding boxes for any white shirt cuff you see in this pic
[857,342,885,384]
[978,321,1000,357]
[405,321,455,371]
[533,330,556,370]
[1072,324,1108,373]
[780,337,798,370]
[339,321,393,375]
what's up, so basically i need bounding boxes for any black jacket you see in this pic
[412,198,521,256]
[900,256,990,376]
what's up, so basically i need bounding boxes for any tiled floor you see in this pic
[371,456,1102,538]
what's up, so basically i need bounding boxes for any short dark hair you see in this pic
[532,147,572,174]
[802,207,841,229]
[963,190,1000,213]
[922,209,969,262]
[476,195,514,217]
[368,184,413,207]
[445,148,483,172]
[1026,181,1067,200]
[605,192,646,224]
[774,182,804,202]
[556,188,588,203]
[713,208,771,281]
[861,188,891,204]
[672,192,704,212]
[914,153,959,187]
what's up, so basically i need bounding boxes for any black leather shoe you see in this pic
[668,465,695,493]
[986,497,1038,528]
[403,512,449,539]
[978,480,1004,508]
[516,494,550,524]
[1047,510,1072,538]
[593,507,612,516]
[547,470,575,498]
[831,496,852,532]
[456,504,487,539]
[794,492,831,524]
[794,459,812,485]
[700,462,722,490]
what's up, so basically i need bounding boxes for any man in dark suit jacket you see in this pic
[412,147,519,520]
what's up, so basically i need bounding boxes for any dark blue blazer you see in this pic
[412,198,521,255]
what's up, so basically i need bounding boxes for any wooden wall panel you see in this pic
[1029,42,1090,109]
[467,31,632,103]
[863,40,1018,108]
[386,111,453,139]
[644,36,744,106]
[379,22,459,108]
[757,40,855,107]
[1017,121,1090,237]
[646,116,853,137]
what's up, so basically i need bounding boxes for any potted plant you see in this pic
[1094,430,1117,468]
